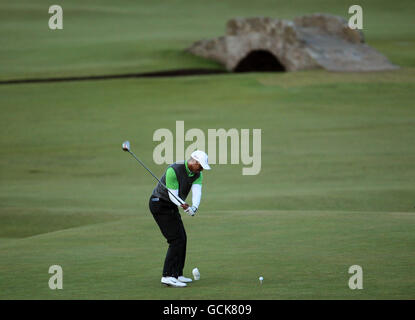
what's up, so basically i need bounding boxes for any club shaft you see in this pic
[128,150,185,205]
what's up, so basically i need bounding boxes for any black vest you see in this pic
[151,162,200,203]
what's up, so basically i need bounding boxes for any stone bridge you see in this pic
[187,14,398,72]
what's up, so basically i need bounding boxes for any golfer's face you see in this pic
[194,162,203,173]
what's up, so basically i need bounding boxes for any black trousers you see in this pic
[149,196,187,278]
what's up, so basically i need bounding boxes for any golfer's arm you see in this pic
[191,172,203,209]
[191,184,202,209]
[166,168,185,206]
[167,189,185,206]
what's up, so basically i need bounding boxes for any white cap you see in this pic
[191,150,211,170]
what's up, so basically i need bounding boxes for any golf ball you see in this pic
[259,276,264,281]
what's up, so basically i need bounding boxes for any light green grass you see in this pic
[0,70,414,299]
[0,210,413,299]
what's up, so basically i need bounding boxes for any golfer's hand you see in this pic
[180,203,189,210]
[185,206,197,216]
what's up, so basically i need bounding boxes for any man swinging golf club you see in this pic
[149,150,211,287]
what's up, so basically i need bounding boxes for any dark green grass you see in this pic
[1,0,414,80]
[0,70,414,299]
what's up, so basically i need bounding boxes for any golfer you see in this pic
[149,150,211,287]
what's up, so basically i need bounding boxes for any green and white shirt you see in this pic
[165,160,203,208]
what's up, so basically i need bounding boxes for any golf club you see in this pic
[122,140,185,205]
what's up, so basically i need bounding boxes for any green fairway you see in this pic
[1,0,415,300]
[0,209,413,299]
[1,71,414,299]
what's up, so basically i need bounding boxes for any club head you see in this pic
[122,141,130,152]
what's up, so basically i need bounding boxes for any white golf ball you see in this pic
[259,276,264,281]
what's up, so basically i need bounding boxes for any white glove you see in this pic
[185,206,197,216]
